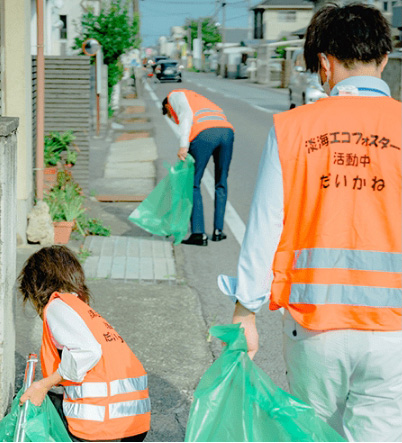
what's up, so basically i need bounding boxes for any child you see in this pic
[18,245,151,442]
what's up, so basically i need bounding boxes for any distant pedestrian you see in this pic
[18,245,151,442]
[162,89,235,246]
[219,3,401,441]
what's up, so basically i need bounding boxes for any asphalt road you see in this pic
[141,71,289,391]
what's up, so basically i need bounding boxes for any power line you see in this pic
[225,12,249,22]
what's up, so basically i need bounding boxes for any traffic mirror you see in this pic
[82,38,100,56]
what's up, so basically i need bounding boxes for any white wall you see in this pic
[31,0,93,56]
[3,0,33,245]
[264,8,313,41]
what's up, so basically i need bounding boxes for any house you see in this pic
[30,0,102,56]
[252,0,314,42]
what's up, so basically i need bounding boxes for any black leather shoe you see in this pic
[181,233,208,246]
[212,229,227,242]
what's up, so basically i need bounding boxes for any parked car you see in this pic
[153,55,169,64]
[289,49,327,108]
[154,59,182,83]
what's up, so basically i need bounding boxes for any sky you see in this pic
[139,0,260,48]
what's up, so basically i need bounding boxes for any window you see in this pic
[278,11,297,22]
[383,1,388,11]
[254,9,264,39]
[60,15,67,40]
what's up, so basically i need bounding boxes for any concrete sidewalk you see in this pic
[14,82,213,441]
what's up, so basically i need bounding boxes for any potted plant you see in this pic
[44,131,77,189]
[64,149,77,169]
[44,141,62,190]
[44,170,86,244]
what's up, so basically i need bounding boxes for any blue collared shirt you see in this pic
[218,77,392,313]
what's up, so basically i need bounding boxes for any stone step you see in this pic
[104,161,156,179]
[82,236,176,281]
[108,138,158,162]
[91,177,155,196]
[112,122,154,134]
[116,114,152,124]
[121,98,146,107]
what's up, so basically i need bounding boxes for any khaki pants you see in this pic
[283,311,402,442]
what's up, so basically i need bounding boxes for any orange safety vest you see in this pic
[271,96,402,331]
[167,89,234,142]
[41,292,150,441]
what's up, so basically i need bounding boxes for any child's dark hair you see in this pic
[304,2,392,72]
[18,245,91,317]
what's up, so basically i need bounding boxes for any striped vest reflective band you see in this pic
[41,293,150,441]
[271,96,402,331]
[167,89,234,142]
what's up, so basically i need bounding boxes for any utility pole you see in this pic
[133,0,141,41]
[197,19,202,70]
[247,0,252,41]
[220,1,226,76]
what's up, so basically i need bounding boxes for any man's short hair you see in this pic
[162,97,168,115]
[304,3,393,72]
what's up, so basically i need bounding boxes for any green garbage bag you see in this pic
[0,389,72,442]
[185,324,346,442]
[128,155,194,244]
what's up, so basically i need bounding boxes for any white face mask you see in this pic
[320,53,331,95]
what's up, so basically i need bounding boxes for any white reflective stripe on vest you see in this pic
[194,108,224,116]
[110,375,148,396]
[109,398,151,419]
[290,283,402,308]
[63,401,106,422]
[64,382,108,400]
[196,116,226,123]
[294,248,402,273]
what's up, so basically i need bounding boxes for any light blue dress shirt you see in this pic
[218,76,392,313]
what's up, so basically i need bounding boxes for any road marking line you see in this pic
[144,81,160,106]
[143,80,245,246]
[252,105,274,113]
[201,172,246,245]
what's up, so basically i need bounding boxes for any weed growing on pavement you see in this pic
[77,247,92,264]
[207,315,218,342]
[77,215,111,237]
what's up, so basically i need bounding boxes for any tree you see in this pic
[185,17,221,51]
[74,0,140,102]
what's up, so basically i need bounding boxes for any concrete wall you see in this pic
[0,0,3,117]
[2,0,34,246]
[382,53,402,101]
[0,117,18,418]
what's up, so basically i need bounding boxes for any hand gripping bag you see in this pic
[0,388,72,442]
[128,155,194,244]
[185,324,345,442]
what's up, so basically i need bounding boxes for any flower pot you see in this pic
[44,167,58,192]
[53,221,74,245]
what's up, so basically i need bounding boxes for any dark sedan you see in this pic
[154,60,182,83]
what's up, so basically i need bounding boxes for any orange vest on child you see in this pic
[271,96,402,331]
[167,89,234,142]
[41,292,151,441]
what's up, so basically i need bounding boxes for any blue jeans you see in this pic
[188,127,234,234]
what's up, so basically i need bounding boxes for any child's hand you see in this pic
[20,380,49,407]
[20,370,63,407]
